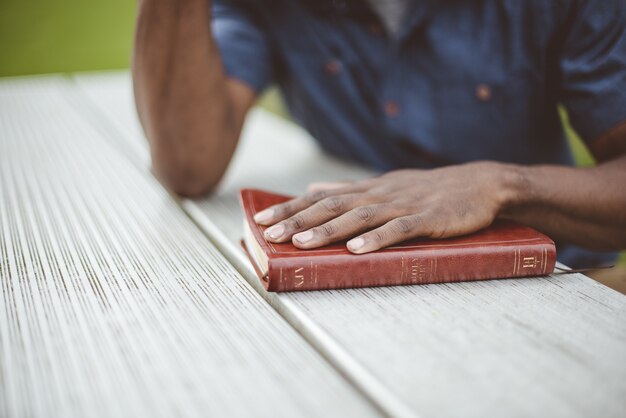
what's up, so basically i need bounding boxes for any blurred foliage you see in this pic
[258,87,288,117]
[0,0,135,76]
[559,107,595,167]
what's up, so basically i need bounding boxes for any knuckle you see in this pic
[321,196,345,214]
[355,206,376,223]
[319,223,338,237]
[273,202,291,217]
[391,216,420,235]
[373,229,387,243]
[392,217,416,235]
[287,215,305,230]
[306,190,328,203]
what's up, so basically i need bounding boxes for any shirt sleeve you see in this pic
[559,0,626,144]
[211,0,274,93]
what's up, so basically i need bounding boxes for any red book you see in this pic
[240,188,556,292]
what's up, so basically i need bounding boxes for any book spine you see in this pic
[266,243,556,292]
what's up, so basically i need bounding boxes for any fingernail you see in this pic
[264,224,285,240]
[254,208,274,224]
[293,230,314,244]
[347,237,365,252]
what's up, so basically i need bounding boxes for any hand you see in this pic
[254,162,518,253]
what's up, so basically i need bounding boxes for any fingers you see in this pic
[347,214,436,254]
[263,193,363,243]
[254,188,348,226]
[254,179,372,226]
[291,204,398,248]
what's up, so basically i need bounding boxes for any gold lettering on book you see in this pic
[409,258,428,283]
[294,267,305,288]
[522,256,539,269]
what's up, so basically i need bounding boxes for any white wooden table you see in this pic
[2,72,626,418]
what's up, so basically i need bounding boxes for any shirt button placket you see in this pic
[382,51,402,120]
[475,84,492,101]
[383,100,401,117]
[325,60,342,76]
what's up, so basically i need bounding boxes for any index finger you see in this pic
[254,188,347,225]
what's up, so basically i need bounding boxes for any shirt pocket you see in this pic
[432,74,543,164]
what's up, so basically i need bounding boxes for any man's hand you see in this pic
[254,162,517,254]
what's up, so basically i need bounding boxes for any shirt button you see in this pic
[368,23,383,36]
[325,60,342,75]
[475,84,492,101]
[384,101,400,117]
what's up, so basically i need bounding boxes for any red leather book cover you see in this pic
[240,188,556,292]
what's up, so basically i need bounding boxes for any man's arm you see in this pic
[132,0,255,196]
[252,125,626,254]
[501,123,626,250]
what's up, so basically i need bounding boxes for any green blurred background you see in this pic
[0,0,135,76]
[1,0,624,282]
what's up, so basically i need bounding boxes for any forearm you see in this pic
[132,0,245,196]
[501,155,626,250]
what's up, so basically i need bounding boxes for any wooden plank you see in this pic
[74,72,626,418]
[0,76,379,418]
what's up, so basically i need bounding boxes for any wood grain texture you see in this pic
[0,76,378,418]
[74,72,626,418]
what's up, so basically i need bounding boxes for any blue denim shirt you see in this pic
[212,0,626,267]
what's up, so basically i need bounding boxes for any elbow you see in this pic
[142,115,237,198]
[167,175,220,199]
[151,153,223,198]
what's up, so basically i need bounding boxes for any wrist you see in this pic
[487,162,533,216]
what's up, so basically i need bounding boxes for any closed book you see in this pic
[240,188,556,292]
